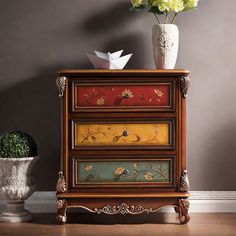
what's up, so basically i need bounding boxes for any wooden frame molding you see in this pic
[71,81,175,112]
[71,156,175,188]
[71,118,175,150]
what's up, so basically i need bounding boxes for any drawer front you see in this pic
[71,82,174,111]
[72,157,174,188]
[71,120,174,150]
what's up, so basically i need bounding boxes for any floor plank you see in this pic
[0,213,236,236]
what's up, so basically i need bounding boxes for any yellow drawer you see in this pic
[71,120,174,150]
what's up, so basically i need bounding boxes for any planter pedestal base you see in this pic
[0,201,32,223]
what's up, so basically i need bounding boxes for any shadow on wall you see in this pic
[0,1,142,191]
[82,2,131,35]
[0,64,76,190]
[81,1,145,68]
[99,33,145,69]
[191,124,236,190]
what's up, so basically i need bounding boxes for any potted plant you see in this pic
[130,0,199,69]
[0,131,39,222]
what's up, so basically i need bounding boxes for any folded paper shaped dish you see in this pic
[87,50,132,69]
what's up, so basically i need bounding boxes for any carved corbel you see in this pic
[56,76,67,97]
[180,76,190,98]
[56,171,66,194]
[179,170,189,192]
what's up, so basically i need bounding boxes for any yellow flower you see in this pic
[152,0,185,13]
[131,0,198,15]
[96,97,105,105]
[122,89,134,98]
[144,172,154,181]
[114,167,126,176]
[184,0,198,11]
[84,165,93,171]
[154,89,164,97]
[170,0,185,12]
[131,0,144,8]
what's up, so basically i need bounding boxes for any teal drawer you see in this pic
[72,157,175,188]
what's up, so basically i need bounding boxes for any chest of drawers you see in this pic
[56,70,190,224]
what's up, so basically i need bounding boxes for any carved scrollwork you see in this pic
[56,76,67,97]
[92,203,159,215]
[158,30,174,56]
[180,76,190,98]
[179,170,190,192]
[56,199,65,209]
[56,199,67,224]
[178,198,190,224]
[179,198,189,212]
[56,171,66,194]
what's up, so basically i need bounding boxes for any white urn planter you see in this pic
[0,157,38,223]
[152,24,179,69]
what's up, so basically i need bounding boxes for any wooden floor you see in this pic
[0,213,236,236]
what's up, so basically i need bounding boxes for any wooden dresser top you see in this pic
[58,69,190,76]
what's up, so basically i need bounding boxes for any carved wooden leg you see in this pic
[178,198,190,224]
[56,199,67,224]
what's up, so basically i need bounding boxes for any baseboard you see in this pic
[1,191,236,213]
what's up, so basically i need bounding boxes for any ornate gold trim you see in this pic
[180,76,190,98]
[56,76,67,97]
[85,203,159,215]
[179,170,189,192]
[56,171,66,194]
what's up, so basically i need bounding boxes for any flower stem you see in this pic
[171,13,178,24]
[153,13,161,24]
[165,13,169,24]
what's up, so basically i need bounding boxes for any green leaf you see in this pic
[0,131,37,158]
[183,6,198,12]
[129,5,149,12]
[148,7,164,15]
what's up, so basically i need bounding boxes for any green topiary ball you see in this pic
[0,131,37,158]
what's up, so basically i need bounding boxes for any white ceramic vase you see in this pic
[0,157,38,223]
[152,24,179,69]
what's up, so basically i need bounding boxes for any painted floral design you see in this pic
[122,89,134,98]
[144,172,154,181]
[133,163,138,168]
[77,85,169,107]
[96,97,105,105]
[114,167,126,176]
[154,89,164,97]
[76,124,169,146]
[79,161,170,183]
[84,165,93,171]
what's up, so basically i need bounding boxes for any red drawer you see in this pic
[71,82,175,112]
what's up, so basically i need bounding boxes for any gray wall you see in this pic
[0,0,235,190]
